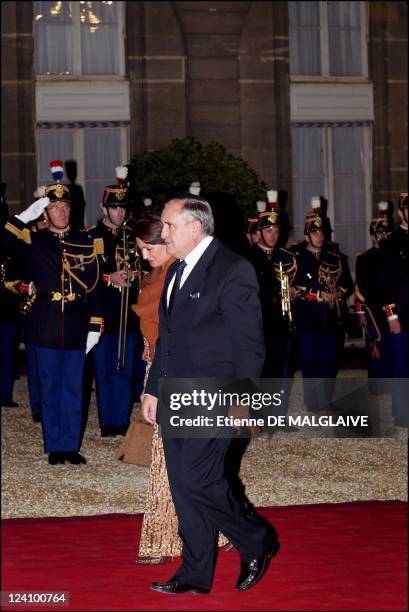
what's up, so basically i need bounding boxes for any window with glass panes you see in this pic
[34,1,125,76]
[288,1,368,77]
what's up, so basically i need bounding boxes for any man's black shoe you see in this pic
[33,414,42,423]
[48,452,65,465]
[235,539,280,592]
[1,400,19,408]
[151,579,210,595]
[65,452,86,465]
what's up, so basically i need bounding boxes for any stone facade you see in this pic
[1,1,36,215]
[1,1,407,215]
[128,1,291,198]
[369,1,408,207]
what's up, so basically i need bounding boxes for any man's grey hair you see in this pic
[167,196,214,236]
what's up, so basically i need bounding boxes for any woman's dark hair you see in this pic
[133,214,165,245]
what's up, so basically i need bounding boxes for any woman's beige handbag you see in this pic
[116,421,154,467]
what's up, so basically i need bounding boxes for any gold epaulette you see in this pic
[5,221,32,245]
[356,250,364,257]
[93,237,104,255]
[83,224,97,232]
[5,221,21,238]
[20,228,32,244]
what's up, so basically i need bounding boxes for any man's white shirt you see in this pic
[166,235,213,307]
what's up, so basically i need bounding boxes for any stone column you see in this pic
[369,1,408,207]
[1,1,36,214]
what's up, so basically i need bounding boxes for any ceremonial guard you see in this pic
[354,201,394,381]
[0,184,25,408]
[1,161,103,464]
[248,190,297,426]
[378,192,408,427]
[320,210,353,374]
[87,166,141,437]
[291,198,352,410]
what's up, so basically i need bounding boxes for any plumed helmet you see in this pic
[102,166,129,208]
[44,160,70,203]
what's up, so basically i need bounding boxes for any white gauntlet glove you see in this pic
[16,197,49,224]
[86,331,101,355]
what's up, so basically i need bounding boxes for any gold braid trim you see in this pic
[63,251,96,260]
[62,238,107,257]
[62,257,100,294]
[86,254,100,293]
[64,254,97,270]
[61,240,95,249]
[62,262,88,291]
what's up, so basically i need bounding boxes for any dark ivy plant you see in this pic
[127,137,267,218]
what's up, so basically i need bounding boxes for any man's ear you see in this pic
[192,218,202,237]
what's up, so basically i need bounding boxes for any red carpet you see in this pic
[1,501,407,611]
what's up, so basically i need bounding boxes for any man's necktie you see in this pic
[168,259,187,313]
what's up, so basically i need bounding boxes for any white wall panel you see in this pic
[36,80,130,122]
[290,82,374,122]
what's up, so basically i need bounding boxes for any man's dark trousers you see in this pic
[163,435,272,590]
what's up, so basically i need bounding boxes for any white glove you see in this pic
[86,331,101,355]
[16,197,49,224]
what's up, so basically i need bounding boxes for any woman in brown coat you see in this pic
[132,215,178,562]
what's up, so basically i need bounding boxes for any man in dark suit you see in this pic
[141,196,278,595]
